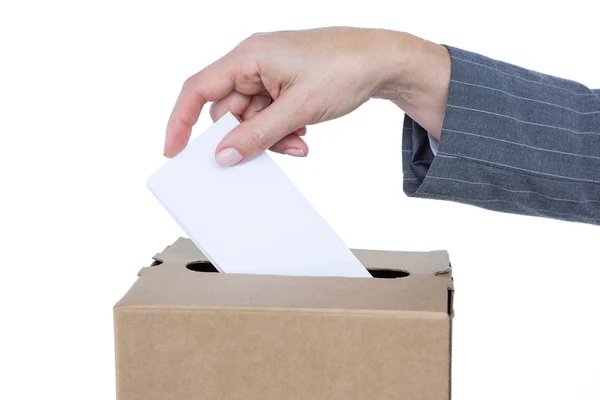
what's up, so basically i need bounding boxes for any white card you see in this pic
[147,112,371,278]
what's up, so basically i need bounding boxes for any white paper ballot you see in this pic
[147,112,371,278]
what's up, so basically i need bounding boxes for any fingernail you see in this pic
[283,149,306,157]
[216,148,243,167]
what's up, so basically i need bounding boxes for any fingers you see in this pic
[211,93,307,158]
[242,95,272,120]
[164,57,236,157]
[270,134,309,157]
[291,127,307,136]
[215,92,312,167]
[210,93,273,123]
[209,91,251,122]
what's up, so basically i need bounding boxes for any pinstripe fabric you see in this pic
[403,46,600,225]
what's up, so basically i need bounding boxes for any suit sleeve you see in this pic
[403,46,600,225]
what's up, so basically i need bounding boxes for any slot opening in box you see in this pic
[184,260,410,279]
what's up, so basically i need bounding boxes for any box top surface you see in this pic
[116,238,454,316]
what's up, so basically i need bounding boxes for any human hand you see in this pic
[164,27,450,166]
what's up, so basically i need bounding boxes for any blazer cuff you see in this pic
[401,45,600,225]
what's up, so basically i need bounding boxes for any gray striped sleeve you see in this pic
[402,46,600,225]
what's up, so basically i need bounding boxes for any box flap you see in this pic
[151,237,211,265]
[152,237,450,276]
[120,238,453,316]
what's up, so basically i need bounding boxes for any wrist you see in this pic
[373,31,451,140]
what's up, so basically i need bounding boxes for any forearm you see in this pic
[387,40,600,225]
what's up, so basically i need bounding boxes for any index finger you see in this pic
[164,57,236,157]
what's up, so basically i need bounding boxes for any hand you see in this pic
[164,27,450,166]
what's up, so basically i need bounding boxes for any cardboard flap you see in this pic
[123,238,453,316]
[152,237,209,264]
[351,249,450,276]
[149,237,450,277]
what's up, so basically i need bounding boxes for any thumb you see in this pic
[214,93,310,167]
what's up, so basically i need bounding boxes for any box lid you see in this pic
[116,238,454,316]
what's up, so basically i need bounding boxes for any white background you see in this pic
[1,1,599,399]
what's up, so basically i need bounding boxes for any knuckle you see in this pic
[238,34,257,49]
[182,75,209,98]
[238,61,260,83]
[249,129,270,151]
[250,31,266,38]
[249,31,272,42]
[182,75,195,90]
[239,32,273,51]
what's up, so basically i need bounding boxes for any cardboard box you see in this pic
[114,237,455,399]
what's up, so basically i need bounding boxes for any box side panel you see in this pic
[449,317,453,400]
[115,308,450,400]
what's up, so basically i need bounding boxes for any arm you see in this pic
[164,28,600,226]
[398,46,600,225]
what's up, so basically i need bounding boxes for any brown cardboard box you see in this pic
[114,237,454,400]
